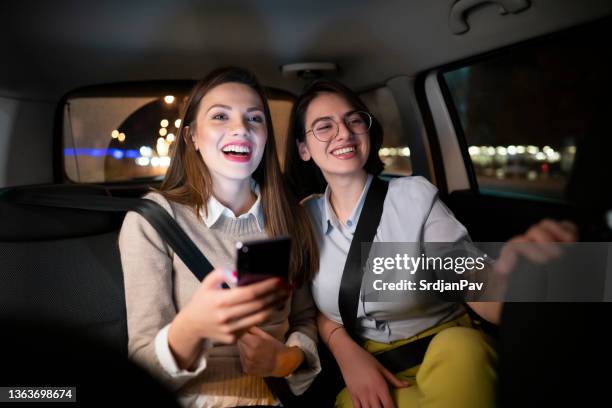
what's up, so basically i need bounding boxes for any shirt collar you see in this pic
[322,174,374,235]
[201,179,265,232]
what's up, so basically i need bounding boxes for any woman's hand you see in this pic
[469,219,578,325]
[168,269,289,370]
[238,326,304,377]
[495,218,578,275]
[317,313,407,407]
[333,337,408,408]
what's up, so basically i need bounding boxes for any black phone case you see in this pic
[236,236,291,286]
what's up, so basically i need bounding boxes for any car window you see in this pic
[62,86,293,184]
[441,21,611,202]
[360,86,412,176]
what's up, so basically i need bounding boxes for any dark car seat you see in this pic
[0,184,127,352]
[0,183,182,405]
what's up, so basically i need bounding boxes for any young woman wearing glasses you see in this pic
[285,80,576,408]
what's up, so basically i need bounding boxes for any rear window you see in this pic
[441,20,612,202]
[62,83,293,184]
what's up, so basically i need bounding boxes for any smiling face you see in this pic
[189,82,267,185]
[298,92,370,179]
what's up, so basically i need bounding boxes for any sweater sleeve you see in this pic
[118,193,209,390]
[284,283,321,395]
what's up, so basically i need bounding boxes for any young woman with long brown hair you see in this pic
[119,67,320,407]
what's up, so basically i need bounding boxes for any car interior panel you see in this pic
[1,1,612,406]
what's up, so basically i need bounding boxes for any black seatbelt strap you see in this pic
[338,177,388,341]
[337,178,442,374]
[14,191,296,403]
[374,335,433,373]
[14,192,213,281]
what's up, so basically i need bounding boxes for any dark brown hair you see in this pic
[160,67,318,286]
[284,80,385,198]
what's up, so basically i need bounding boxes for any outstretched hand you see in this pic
[495,219,578,275]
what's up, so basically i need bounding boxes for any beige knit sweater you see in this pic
[118,192,319,407]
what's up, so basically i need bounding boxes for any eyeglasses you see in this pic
[305,111,372,142]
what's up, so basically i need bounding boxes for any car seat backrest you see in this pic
[0,184,127,354]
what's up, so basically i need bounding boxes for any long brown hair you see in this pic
[160,67,319,287]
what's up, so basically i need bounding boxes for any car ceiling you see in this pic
[2,0,611,100]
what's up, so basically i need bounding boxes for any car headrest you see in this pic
[0,184,124,241]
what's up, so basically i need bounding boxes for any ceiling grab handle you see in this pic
[449,0,531,35]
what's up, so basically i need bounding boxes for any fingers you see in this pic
[216,313,268,342]
[349,372,399,408]
[368,398,383,408]
[524,223,562,255]
[379,365,406,408]
[494,237,523,275]
[247,326,274,339]
[559,220,578,238]
[519,218,579,260]
[226,309,275,333]
[527,219,577,243]
[380,366,408,389]
[215,332,239,344]
[538,219,578,242]
[202,278,289,343]
[237,340,249,371]
[200,268,229,290]
[233,327,250,339]
[213,312,269,345]
[237,338,254,366]
[525,227,560,250]
[210,302,279,344]
[223,278,289,307]
[378,388,396,408]
[237,329,273,361]
[496,238,554,275]
[515,242,559,262]
[221,290,288,323]
[350,391,391,408]
[497,219,578,275]
[237,330,258,348]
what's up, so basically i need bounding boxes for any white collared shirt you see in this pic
[200,179,265,232]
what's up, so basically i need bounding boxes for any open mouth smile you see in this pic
[221,143,252,162]
[331,145,357,158]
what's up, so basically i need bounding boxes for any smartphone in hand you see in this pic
[236,236,291,286]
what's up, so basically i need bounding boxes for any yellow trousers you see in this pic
[336,314,497,408]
